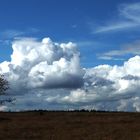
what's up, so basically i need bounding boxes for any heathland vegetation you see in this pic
[0,111,140,140]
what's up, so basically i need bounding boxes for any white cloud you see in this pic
[98,40,140,60]
[45,55,140,111]
[2,30,24,39]
[98,55,125,61]
[0,37,84,93]
[0,106,7,111]
[1,37,140,111]
[0,28,40,47]
[94,2,140,33]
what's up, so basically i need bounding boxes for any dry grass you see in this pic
[0,111,140,140]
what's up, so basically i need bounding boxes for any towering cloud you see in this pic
[1,37,140,111]
[0,37,84,93]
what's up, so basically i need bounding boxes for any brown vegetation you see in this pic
[0,111,140,140]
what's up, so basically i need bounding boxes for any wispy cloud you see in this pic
[98,40,140,60]
[98,56,125,61]
[1,28,40,39]
[94,2,140,33]
[0,28,40,46]
[76,40,102,48]
[2,30,24,39]
[0,30,25,46]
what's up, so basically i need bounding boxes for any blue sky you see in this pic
[1,0,140,67]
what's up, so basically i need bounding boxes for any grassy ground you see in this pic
[0,111,140,140]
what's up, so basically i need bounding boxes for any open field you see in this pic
[0,111,140,140]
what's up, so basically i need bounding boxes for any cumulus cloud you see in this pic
[0,37,84,93]
[1,37,140,111]
[46,55,140,111]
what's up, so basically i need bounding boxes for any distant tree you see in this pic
[0,74,9,95]
[0,74,11,105]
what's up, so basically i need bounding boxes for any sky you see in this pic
[1,0,140,111]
